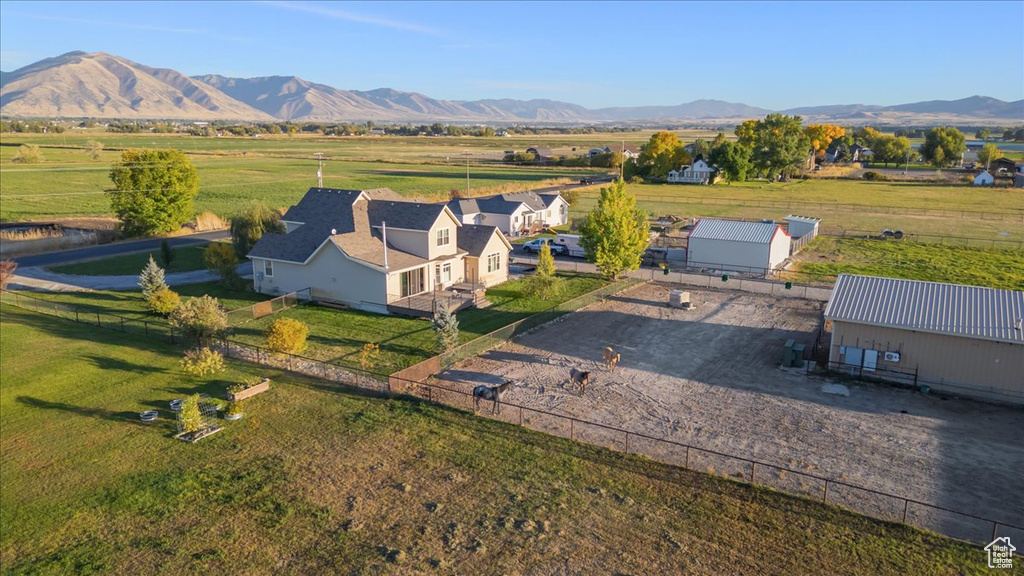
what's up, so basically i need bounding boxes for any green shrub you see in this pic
[179,394,204,434]
[862,171,887,181]
[433,305,460,353]
[180,347,226,377]
[266,318,308,354]
[204,242,244,289]
[169,295,228,345]
[147,287,181,315]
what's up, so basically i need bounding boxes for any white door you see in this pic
[845,347,863,374]
[863,349,878,372]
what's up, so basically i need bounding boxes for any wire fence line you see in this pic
[2,287,1021,545]
[574,193,1024,224]
[225,288,311,326]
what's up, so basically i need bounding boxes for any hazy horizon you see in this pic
[2,1,1022,110]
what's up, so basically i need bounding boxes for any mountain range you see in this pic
[2,51,1021,125]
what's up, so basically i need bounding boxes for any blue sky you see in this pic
[2,1,1021,110]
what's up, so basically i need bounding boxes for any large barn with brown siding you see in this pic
[823,274,1024,404]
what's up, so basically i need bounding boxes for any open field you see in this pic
[431,283,1024,541]
[49,244,211,276]
[792,237,1024,290]
[569,180,1024,241]
[0,303,998,574]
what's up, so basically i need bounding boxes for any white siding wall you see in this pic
[768,232,792,270]
[428,214,460,261]
[252,247,388,313]
[384,228,428,259]
[467,233,511,286]
[687,238,771,273]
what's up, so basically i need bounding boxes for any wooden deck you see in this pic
[387,286,484,318]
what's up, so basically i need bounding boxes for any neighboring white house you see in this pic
[587,145,640,160]
[686,218,792,275]
[446,191,569,237]
[974,170,995,186]
[668,158,716,185]
[248,187,510,315]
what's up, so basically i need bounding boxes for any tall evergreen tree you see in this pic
[138,255,168,298]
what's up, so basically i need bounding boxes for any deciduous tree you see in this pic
[920,127,967,168]
[230,202,285,258]
[85,140,103,160]
[169,295,228,345]
[977,143,1000,169]
[750,114,810,179]
[108,149,199,237]
[634,131,690,180]
[804,124,845,157]
[708,141,751,183]
[12,144,44,164]
[578,179,649,279]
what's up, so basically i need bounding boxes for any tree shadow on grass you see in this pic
[15,395,173,431]
[85,355,168,374]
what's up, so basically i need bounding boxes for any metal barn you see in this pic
[823,274,1024,404]
[685,218,791,275]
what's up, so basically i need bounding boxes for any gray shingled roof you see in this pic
[368,201,447,231]
[249,187,450,266]
[689,218,787,244]
[457,225,508,257]
[447,191,561,216]
[824,274,1024,345]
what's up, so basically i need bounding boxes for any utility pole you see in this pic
[315,152,324,187]
[620,140,625,181]
[465,150,470,196]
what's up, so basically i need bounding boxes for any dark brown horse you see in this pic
[568,368,590,395]
[473,380,513,414]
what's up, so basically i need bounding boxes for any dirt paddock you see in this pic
[432,283,1024,539]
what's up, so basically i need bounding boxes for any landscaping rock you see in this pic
[397,483,412,493]
[425,502,441,513]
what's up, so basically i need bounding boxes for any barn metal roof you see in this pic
[689,218,786,244]
[824,274,1024,345]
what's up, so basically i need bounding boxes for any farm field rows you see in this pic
[0,303,992,574]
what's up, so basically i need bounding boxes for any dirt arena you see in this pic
[432,283,1024,539]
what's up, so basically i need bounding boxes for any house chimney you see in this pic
[382,221,389,270]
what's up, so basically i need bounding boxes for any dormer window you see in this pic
[436,228,450,247]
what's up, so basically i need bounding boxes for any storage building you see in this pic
[823,274,1024,404]
[685,218,791,275]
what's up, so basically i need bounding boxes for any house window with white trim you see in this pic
[436,228,450,247]
[442,262,451,283]
[264,260,274,277]
[487,252,500,273]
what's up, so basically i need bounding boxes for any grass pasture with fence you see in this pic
[0,298,999,575]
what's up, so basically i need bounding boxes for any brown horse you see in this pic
[602,347,621,371]
[568,368,591,395]
[473,380,513,415]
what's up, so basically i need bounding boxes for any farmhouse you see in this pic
[667,158,716,185]
[587,145,640,160]
[824,274,1024,403]
[248,187,510,315]
[446,191,569,237]
[974,170,994,186]
[525,146,554,162]
[685,218,791,275]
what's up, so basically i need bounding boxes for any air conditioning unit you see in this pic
[884,351,901,363]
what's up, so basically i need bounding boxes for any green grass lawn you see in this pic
[49,244,211,276]
[792,237,1024,290]
[230,273,611,372]
[21,281,265,323]
[0,303,992,574]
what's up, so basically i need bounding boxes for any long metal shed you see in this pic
[685,218,791,275]
[823,274,1024,403]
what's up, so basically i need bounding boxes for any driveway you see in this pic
[10,263,251,292]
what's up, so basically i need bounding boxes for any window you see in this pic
[264,259,274,277]
[436,228,450,247]
[546,209,551,218]
[487,252,500,273]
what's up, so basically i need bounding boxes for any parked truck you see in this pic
[553,234,586,257]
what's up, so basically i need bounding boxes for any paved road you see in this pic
[12,230,230,268]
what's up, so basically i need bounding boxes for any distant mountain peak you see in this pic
[2,51,1021,124]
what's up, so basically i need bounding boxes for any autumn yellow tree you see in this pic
[804,124,845,158]
[734,119,759,147]
[633,131,690,180]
